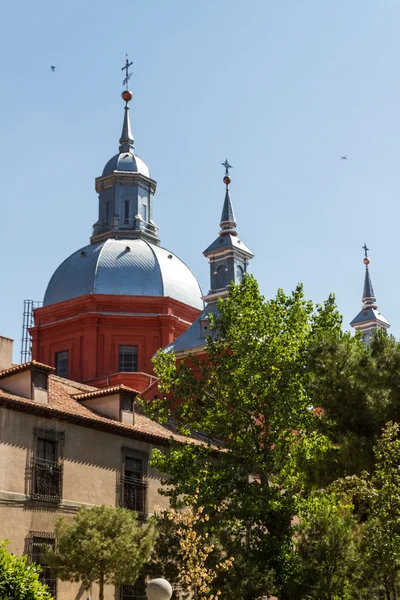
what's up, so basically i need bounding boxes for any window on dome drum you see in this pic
[124,200,130,224]
[105,202,110,223]
[121,448,148,518]
[55,350,69,378]
[143,203,148,223]
[31,429,64,503]
[119,345,138,372]
[26,532,57,598]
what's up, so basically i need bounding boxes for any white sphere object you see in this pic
[146,578,172,600]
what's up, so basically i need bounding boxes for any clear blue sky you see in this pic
[1,0,399,360]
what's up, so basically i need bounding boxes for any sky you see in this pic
[0,0,399,361]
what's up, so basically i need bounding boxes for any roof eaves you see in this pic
[0,361,55,380]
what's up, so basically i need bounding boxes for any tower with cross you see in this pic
[91,57,159,245]
[202,160,254,302]
[350,245,390,344]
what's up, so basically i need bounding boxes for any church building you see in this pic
[30,88,203,393]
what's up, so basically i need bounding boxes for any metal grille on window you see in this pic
[121,580,146,600]
[121,450,148,518]
[31,429,64,502]
[119,345,138,372]
[55,350,69,378]
[26,532,57,598]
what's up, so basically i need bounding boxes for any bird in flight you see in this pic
[341,155,348,160]
[50,66,56,72]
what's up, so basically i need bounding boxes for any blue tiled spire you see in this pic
[350,246,390,344]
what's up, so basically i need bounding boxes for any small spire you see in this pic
[350,245,390,343]
[119,56,134,153]
[220,159,237,236]
[362,244,376,305]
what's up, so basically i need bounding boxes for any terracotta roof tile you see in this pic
[72,384,138,400]
[0,374,204,447]
[0,360,55,379]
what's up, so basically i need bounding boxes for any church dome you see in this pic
[102,152,150,177]
[44,238,203,310]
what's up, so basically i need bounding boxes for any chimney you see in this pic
[0,336,13,371]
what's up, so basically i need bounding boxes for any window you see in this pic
[55,350,68,378]
[32,370,48,390]
[121,391,134,412]
[121,448,148,518]
[105,202,110,223]
[124,200,130,224]
[236,264,244,283]
[120,580,146,600]
[31,429,64,502]
[119,345,138,372]
[143,203,148,223]
[216,264,228,289]
[27,532,57,598]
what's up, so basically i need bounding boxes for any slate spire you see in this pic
[202,162,254,302]
[119,92,135,153]
[350,245,390,344]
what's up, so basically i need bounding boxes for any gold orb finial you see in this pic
[363,257,370,265]
[223,175,231,186]
[122,90,133,102]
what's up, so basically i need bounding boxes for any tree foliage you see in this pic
[290,495,360,600]
[310,329,400,480]
[146,275,342,597]
[148,504,233,600]
[45,505,156,600]
[0,540,53,600]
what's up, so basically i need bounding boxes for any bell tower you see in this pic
[203,160,254,303]
[350,245,390,345]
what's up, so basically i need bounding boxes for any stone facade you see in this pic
[0,350,201,600]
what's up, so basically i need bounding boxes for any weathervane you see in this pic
[221,159,232,176]
[362,243,369,258]
[121,54,133,90]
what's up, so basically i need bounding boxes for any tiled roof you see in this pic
[72,384,138,400]
[0,374,204,447]
[0,360,55,380]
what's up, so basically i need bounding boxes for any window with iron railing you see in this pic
[26,532,57,598]
[121,450,148,518]
[31,429,64,503]
[120,580,146,600]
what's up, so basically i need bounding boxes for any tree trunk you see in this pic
[99,572,105,600]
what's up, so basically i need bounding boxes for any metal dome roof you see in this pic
[44,238,203,309]
[102,152,150,177]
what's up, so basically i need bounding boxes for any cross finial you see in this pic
[121,54,133,90]
[362,243,369,258]
[222,159,232,176]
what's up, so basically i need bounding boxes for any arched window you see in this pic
[236,264,244,283]
[216,265,227,289]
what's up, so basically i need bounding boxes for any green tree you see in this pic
[309,329,400,481]
[354,423,400,599]
[290,494,360,600]
[45,505,156,600]
[144,275,341,598]
[0,540,53,600]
